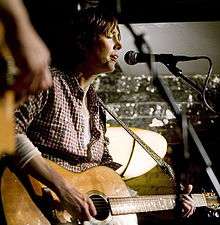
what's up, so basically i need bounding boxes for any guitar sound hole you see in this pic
[90,194,110,221]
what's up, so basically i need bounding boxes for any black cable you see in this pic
[120,138,136,178]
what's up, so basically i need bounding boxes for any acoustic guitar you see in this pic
[1,159,220,225]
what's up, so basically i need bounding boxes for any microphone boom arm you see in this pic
[163,58,208,96]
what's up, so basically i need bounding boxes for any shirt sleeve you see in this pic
[15,90,49,134]
[14,134,42,168]
[14,91,48,168]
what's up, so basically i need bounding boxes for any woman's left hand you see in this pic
[180,184,196,218]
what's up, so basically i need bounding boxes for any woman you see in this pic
[14,7,194,225]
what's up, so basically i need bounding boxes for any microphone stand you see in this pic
[123,22,220,220]
[152,63,220,221]
[161,63,220,198]
[124,23,187,219]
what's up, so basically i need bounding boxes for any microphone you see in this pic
[124,50,201,65]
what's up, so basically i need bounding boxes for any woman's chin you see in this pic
[108,63,116,72]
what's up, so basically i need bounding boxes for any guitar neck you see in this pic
[109,194,207,215]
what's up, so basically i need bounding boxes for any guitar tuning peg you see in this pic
[207,209,220,218]
[207,189,216,197]
[213,211,220,218]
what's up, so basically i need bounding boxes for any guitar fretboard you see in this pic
[109,194,207,215]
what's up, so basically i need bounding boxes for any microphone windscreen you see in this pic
[124,51,137,65]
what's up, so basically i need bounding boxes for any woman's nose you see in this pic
[114,40,122,50]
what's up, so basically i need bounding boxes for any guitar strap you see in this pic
[99,98,176,182]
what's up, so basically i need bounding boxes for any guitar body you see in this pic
[1,161,131,225]
[1,167,50,225]
[44,160,131,198]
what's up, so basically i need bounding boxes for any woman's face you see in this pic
[86,26,122,74]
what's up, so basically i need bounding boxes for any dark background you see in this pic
[24,0,220,24]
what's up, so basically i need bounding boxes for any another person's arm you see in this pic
[0,0,52,104]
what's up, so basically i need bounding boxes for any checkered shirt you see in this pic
[15,68,121,172]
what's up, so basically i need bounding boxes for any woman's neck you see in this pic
[77,72,97,92]
[77,74,95,113]
[74,63,99,90]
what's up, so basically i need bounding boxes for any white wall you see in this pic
[118,21,220,76]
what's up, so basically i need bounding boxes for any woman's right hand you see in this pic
[56,178,97,222]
